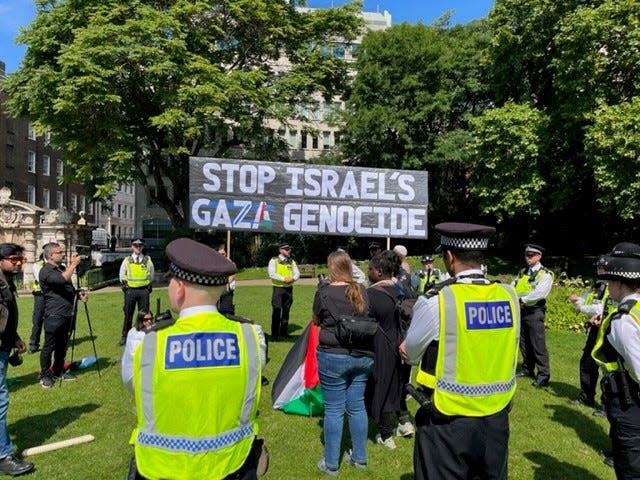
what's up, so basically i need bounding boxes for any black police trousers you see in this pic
[271,286,293,338]
[604,381,640,479]
[578,325,600,404]
[413,405,509,480]
[519,307,550,380]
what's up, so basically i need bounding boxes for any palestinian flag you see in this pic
[271,322,323,416]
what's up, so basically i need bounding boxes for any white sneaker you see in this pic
[375,434,397,450]
[395,421,415,437]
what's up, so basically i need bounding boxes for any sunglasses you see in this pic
[3,256,26,265]
[525,253,538,258]
[142,316,153,322]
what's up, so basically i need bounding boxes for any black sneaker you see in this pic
[27,346,39,354]
[0,453,34,476]
[39,375,54,389]
[117,338,126,346]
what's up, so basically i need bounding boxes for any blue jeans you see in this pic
[317,350,373,470]
[0,352,13,458]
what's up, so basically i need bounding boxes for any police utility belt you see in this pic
[601,370,640,407]
[410,385,512,423]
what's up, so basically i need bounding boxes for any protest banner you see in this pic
[189,157,429,239]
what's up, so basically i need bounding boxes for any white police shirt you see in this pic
[608,292,640,380]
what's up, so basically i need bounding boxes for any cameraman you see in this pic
[39,242,87,388]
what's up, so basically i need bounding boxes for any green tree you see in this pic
[3,0,363,227]
[337,19,491,220]
[586,98,640,221]
[469,102,548,222]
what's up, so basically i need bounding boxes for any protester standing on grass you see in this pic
[401,222,520,480]
[591,242,640,479]
[313,250,373,476]
[0,244,34,476]
[39,242,87,388]
[367,250,414,451]
[268,243,299,339]
[513,243,554,387]
[123,238,263,480]
[118,238,154,346]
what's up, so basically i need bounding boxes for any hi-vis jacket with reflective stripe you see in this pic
[123,256,152,288]
[131,310,261,480]
[513,267,554,307]
[592,299,640,381]
[271,258,297,287]
[416,282,520,417]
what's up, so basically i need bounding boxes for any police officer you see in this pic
[368,241,382,258]
[411,255,450,295]
[513,244,553,387]
[400,223,520,480]
[591,242,640,479]
[568,256,615,409]
[267,243,299,339]
[28,252,45,353]
[122,238,262,480]
[118,238,154,346]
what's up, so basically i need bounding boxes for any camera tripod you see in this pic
[66,288,101,378]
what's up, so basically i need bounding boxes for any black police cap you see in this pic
[368,241,382,251]
[598,242,640,281]
[524,244,545,255]
[435,222,495,251]
[421,255,434,263]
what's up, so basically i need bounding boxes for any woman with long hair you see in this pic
[313,250,374,476]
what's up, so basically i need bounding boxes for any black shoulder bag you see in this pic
[320,290,377,349]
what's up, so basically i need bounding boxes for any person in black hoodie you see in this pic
[0,243,34,476]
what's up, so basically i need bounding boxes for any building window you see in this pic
[71,194,78,213]
[323,131,331,149]
[80,196,86,212]
[301,131,308,149]
[27,185,36,205]
[288,130,298,149]
[42,188,50,209]
[44,130,51,145]
[87,202,94,215]
[129,205,133,219]
[27,151,36,173]
[42,155,50,176]
[27,122,36,140]
[56,191,64,210]
[56,159,64,176]
[117,204,122,218]
[312,136,319,149]
[309,102,320,120]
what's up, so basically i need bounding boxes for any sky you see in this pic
[0,0,494,74]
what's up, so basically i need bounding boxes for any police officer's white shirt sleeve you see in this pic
[147,256,155,280]
[32,261,42,280]
[119,258,128,283]
[404,294,440,365]
[267,257,283,281]
[577,299,604,317]
[608,294,640,380]
[292,261,300,281]
[121,328,146,394]
[521,265,553,303]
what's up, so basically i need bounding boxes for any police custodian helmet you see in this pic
[598,242,640,281]
[166,238,236,286]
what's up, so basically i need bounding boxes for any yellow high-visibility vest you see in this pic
[514,267,554,307]
[123,256,152,287]
[592,300,640,381]
[131,310,261,480]
[271,258,296,287]
[416,282,520,417]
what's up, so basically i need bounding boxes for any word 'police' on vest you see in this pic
[165,333,240,369]
[465,301,514,330]
[189,157,429,239]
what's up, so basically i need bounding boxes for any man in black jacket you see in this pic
[0,243,34,475]
[39,242,87,388]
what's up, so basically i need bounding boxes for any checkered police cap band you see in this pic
[169,262,228,286]
[439,235,490,251]
[598,255,640,281]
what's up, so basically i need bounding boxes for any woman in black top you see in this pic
[367,250,415,450]
[313,250,373,476]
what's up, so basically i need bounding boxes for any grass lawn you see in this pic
[10,284,614,479]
